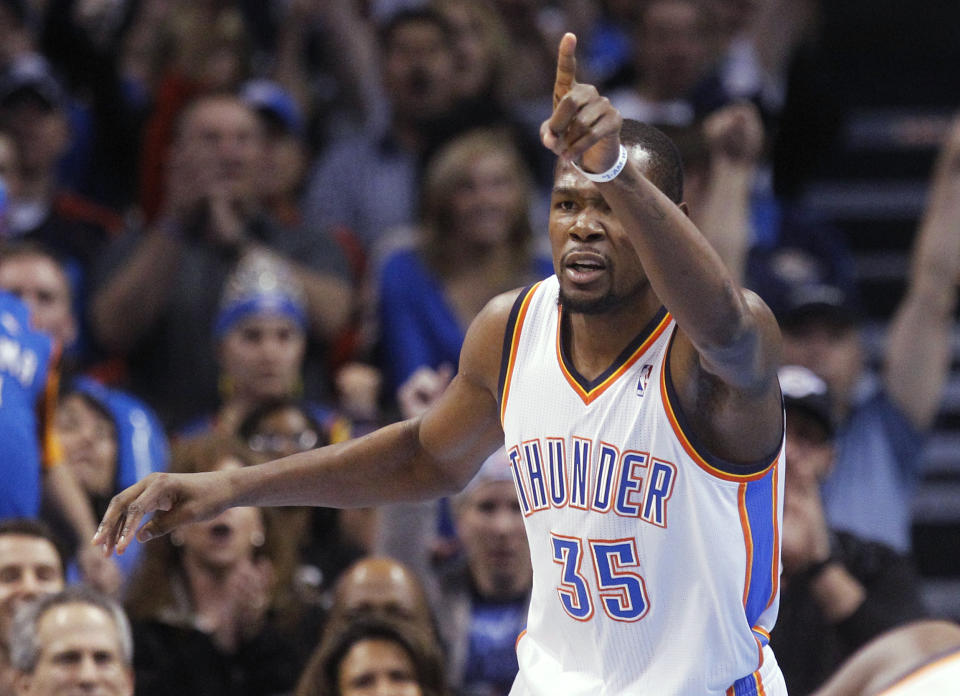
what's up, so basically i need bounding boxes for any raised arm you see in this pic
[543,34,781,395]
[92,290,516,556]
[883,115,960,430]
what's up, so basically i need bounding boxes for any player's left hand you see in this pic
[540,33,623,176]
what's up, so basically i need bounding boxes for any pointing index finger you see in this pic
[553,32,578,109]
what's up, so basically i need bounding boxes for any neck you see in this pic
[562,291,662,381]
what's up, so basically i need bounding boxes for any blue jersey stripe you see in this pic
[743,469,777,626]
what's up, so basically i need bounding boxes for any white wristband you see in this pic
[573,144,628,183]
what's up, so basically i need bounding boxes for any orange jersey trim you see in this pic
[659,353,779,483]
[739,483,754,608]
[556,307,672,406]
[499,283,542,426]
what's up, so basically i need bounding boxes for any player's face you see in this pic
[0,254,76,348]
[16,603,133,696]
[220,315,305,401]
[455,481,531,596]
[450,151,523,247]
[337,639,422,696]
[549,155,651,315]
[0,535,63,637]
[55,394,118,499]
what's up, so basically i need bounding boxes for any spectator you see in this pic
[0,241,76,362]
[0,289,107,590]
[9,585,134,696]
[53,376,168,589]
[326,556,440,646]
[375,128,552,395]
[124,433,316,696]
[238,397,367,601]
[295,614,449,696]
[609,0,718,128]
[437,450,531,695]
[38,0,151,211]
[90,93,352,429]
[302,7,461,256]
[749,115,960,552]
[771,365,927,695]
[668,100,766,281]
[0,54,125,366]
[0,518,65,694]
[702,0,818,120]
[137,0,252,222]
[430,0,553,188]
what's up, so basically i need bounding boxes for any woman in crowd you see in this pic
[295,614,448,696]
[375,128,551,396]
[124,433,322,696]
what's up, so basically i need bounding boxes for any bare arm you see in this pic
[273,0,381,127]
[883,116,960,430]
[92,290,517,556]
[90,223,184,352]
[544,34,781,394]
[694,102,765,283]
[542,34,781,460]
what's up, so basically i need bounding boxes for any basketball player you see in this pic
[94,34,786,695]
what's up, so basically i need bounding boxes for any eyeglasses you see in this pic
[248,429,320,454]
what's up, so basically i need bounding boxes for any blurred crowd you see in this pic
[1,1,959,695]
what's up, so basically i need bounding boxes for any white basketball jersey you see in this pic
[498,278,786,696]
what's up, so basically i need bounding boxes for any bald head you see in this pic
[330,557,433,629]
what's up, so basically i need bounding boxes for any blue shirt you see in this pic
[462,596,527,696]
[377,247,552,393]
[821,376,924,552]
[0,291,56,518]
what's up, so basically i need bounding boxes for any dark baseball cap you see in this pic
[779,364,834,438]
[0,55,66,110]
[748,247,859,329]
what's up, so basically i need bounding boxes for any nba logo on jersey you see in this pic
[636,363,653,397]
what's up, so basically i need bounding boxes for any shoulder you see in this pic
[459,288,531,394]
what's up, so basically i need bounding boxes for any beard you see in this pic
[557,287,623,315]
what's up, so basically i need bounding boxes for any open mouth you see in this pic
[209,523,233,541]
[563,250,607,284]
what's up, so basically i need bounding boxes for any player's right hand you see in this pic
[92,470,235,557]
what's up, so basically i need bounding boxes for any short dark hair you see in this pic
[237,396,321,442]
[620,119,685,204]
[0,518,68,575]
[296,614,448,696]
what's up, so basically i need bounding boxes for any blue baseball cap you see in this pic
[240,79,303,137]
